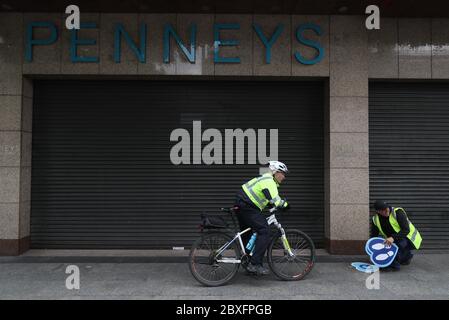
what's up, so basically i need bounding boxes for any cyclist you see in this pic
[234,160,290,275]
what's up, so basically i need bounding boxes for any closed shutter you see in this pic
[369,82,449,250]
[31,80,324,249]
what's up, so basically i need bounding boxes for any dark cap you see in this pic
[374,200,388,211]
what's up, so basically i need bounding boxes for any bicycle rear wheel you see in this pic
[189,232,241,287]
[267,229,315,281]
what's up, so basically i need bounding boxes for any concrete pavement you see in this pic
[0,254,448,300]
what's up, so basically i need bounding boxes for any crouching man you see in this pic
[371,200,423,271]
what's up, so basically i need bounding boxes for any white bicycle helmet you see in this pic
[268,161,288,174]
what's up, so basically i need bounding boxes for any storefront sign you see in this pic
[25,21,324,65]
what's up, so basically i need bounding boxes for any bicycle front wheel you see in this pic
[189,232,241,287]
[267,229,315,281]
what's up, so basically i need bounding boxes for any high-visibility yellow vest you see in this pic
[242,173,288,211]
[373,207,422,250]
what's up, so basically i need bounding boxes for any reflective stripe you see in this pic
[394,207,410,234]
[243,175,273,209]
[247,187,265,207]
[373,216,386,237]
[270,195,281,204]
[410,227,418,243]
[393,207,420,247]
[247,176,272,189]
[270,197,285,208]
[404,216,417,243]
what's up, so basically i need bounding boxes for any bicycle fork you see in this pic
[267,214,295,258]
[279,227,295,258]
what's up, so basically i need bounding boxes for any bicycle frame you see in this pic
[214,212,295,264]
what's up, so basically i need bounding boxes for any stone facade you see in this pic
[1,13,448,255]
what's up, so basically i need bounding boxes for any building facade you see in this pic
[1,11,449,255]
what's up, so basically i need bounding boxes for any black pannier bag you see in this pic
[200,213,228,229]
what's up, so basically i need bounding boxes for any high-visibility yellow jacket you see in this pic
[242,173,288,211]
[373,207,422,250]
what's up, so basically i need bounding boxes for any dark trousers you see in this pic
[390,238,414,269]
[235,199,270,266]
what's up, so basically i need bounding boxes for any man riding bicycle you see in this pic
[234,161,290,275]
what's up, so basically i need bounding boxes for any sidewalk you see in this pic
[0,253,448,299]
[0,249,365,263]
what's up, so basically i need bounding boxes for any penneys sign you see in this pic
[25,21,324,65]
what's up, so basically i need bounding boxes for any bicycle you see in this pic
[188,206,315,286]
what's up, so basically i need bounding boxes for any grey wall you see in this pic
[0,13,32,255]
[1,13,449,254]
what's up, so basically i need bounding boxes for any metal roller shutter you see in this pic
[31,80,324,249]
[370,82,449,250]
